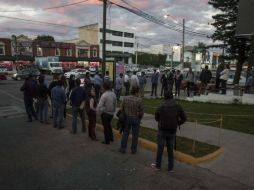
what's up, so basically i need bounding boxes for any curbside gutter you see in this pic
[67,113,224,165]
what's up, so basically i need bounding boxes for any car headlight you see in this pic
[13,73,17,77]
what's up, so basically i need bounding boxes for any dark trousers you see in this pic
[121,116,140,152]
[151,83,158,96]
[221,80,227,94]
[161,85,167,96]
[72,106,86,132]
[87,112,96,140]
[115,88,122,101]
[101,113,114,144]
[187,82,194,97]
[155,130,175,171]
[215,78,221,92]
[175,83,181,97]
[124,82,130,96]
[24,98,37,121]
[94,84,101,100]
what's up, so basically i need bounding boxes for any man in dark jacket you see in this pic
[70,78,87,134]
[151,91,186,172]
[200,65,212,94]
[20,75,38,122]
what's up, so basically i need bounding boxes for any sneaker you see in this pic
[151,163,160,171]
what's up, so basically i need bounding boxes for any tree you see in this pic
[208,0,250,84]
[35,35,55,42]
[132,53,167,67]
[194,42,208,64]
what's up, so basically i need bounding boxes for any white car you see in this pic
[64,69,87,79]
[227,74,246,86]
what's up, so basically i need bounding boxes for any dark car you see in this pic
[12,68,40,80]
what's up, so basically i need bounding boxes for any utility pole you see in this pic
[182,18,185,69]
[102,0,107,78]
[135,37,138,64]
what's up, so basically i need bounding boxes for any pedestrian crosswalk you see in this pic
[0,106,25,118]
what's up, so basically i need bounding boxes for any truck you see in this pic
[35,56,63,74]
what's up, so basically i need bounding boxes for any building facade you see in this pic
[0,38,12,57]
[78,23,136,64]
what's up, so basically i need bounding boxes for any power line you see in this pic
[113,0,210,37]
[0,0,90,12]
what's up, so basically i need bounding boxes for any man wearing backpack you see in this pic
[151,91,186,172]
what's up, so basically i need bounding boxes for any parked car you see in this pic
[12,68,40,80]
[227,74,246,86]
[64,69,87,79]
[0,67,8,80]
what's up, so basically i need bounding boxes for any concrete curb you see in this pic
[67,113,224,165]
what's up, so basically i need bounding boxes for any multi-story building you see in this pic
[0,38,12,57]
[76,23,136,64]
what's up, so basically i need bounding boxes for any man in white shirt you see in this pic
[130,71,140,89]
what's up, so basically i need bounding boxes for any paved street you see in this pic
[0,79,253,190]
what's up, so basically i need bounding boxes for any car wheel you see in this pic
[17,76,21,81]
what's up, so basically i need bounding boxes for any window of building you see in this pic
[37,47,43,56]
[93,48,97,57]
[78,48,89,57]
[111,41,123,47]
[99,28,111,33]
[124,42,134,48]
[55,48,60,56]
[111,30,123,37]
[124,32,134,38]
[67,49,72,56]
[100,39,112,44]
[0,42,5,55]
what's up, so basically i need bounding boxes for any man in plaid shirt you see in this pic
[119,87,144,154]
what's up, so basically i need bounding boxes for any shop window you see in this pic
[55,48,60,56]
[0,42,5,55]
[93,48,97,57]
[67,49,72,56]
[78,49,89,57]
[37,47,43,56]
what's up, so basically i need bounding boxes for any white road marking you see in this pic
[0,89,23,103]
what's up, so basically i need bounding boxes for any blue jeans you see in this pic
[38,98,48,123]
[72,106,86,132]
[121,116,140,152]
[155,130,175,171]
[53,105,64,128]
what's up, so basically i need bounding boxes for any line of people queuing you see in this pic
[20,72,187,173]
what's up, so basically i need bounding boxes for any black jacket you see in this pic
[20,79,37,100]
[155,99,186,133]
[200,69,212,84]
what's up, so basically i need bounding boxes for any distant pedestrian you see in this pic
[151,91,186,172]
[216,62,225,92]
[174,70,183,97]
[160,71,169,96]
[185,67,195,97]
[68,74,76,95]
[93,71,103,100]
[60,75,68,119]
[151,69,159,97]
[139,71,147,98]
[200,65,212,94]
[84,72,92,92]
[130,71,140,88]
[20,75,38,122]
[70,78,87,134]
[51,80,66,129]
[97,81,117,144]
[49,75,59,118]
[37,76,50,124]
[86,87,98,140]
[124,71,131,95]
[104,71,110,81]
[220,64,230,95]
[119,87,144,154]
[115,73,124,102]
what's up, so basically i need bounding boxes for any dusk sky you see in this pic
[0,0,218,47]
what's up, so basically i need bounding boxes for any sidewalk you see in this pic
[140,110,254,187]
[0,111,252,190]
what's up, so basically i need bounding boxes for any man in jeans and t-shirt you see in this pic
[151,91,186,172]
